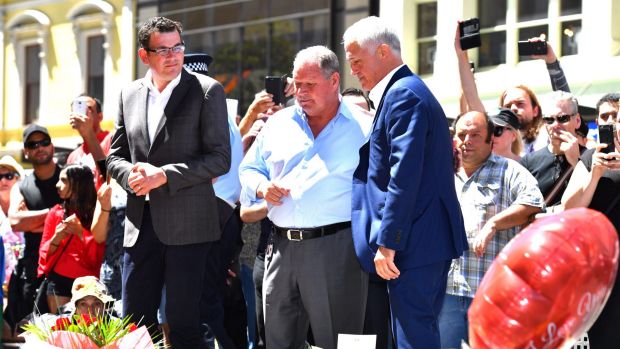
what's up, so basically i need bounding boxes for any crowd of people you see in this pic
[0,14,618,349]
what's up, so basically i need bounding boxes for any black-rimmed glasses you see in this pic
[145,43,185,56]
[25,139,51,150]
[542,114,574,125]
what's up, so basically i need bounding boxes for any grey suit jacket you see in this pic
[107,69,231,247]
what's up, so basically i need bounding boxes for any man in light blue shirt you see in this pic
[239,45,371,349]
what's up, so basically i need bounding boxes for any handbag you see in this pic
[33,235,74,314]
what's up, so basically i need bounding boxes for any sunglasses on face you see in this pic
[599,111,618,123]
[0,173,17,181]
[25,138,51,150]
[542,114,574,125]
[493,126,508,137]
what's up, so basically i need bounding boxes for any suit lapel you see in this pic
[148,70,192,155]
[373,65,413,125]
[137,82,150,152]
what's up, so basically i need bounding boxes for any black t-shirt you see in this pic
[580,148,620,232]
[19,165,62,258]
[520,146,586,206]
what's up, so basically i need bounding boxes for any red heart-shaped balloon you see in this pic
[468,208,619,349]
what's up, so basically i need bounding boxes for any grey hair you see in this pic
[293,46,339,79]
[342,16,401,55]
[547,90,579,115]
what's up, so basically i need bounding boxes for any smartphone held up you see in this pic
[459,18,481,50]
[264,75,286,105]
[72,99,88,115]
[518,40,548,56]
[598,124,616,154]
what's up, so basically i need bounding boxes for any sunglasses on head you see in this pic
[0,173,17,181]
[24,138,51,150]
[542,114,573,125]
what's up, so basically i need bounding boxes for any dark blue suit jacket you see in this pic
[351,65,467,273]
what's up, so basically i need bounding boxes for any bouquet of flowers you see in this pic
[21,313,164,349]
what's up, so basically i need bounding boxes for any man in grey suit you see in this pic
[106,17,230,349]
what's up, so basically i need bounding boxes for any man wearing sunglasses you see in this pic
[106,16,230,349]
[520,91,585,212]
[4,124,62,331]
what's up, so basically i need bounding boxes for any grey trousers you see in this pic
[263,227,368,349]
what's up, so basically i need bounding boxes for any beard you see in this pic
[29,152,53,166]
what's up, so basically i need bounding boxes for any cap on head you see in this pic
[183,53,213,76]
[487,108,521,130]
[70,276,115,306]
[0,155,25,178]
[22,124,51,144]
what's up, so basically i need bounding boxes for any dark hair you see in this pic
[138,17,183,49]
[576,118,589,138]
[342,87,372,111]
[62,165,97,229]
[596,93,620,114]
[453,111,494,144]
[75,94,102,113]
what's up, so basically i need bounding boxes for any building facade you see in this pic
[0,0,618,156]
[0,0,133,155]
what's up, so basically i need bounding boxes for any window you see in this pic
[87,35,105,102]
[24,44,40,123]
[517,0,549,22]
[155,0,331,113]
[473,0,582,67]
[68,1,114,107]
[6,10,50,126]
[416,1,437,75]
[559,0,582,56]
[478,0,507,67]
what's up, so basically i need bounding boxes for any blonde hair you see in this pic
[510,128,524,156]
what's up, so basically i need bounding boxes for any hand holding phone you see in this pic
[72,99,88,115]
[518,40,548,56]
[265,75,286,105]
[598,124,615,154]
[459,18,481,50]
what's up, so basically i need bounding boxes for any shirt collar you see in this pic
[368,64,404,109]
[295,95,351,123]
[456,153,497,182]
[143,68,183,97]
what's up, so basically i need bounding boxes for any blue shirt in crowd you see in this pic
[213,110,243,207]
[239,101,372,228]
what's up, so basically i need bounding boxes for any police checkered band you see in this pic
[184,62,208,72]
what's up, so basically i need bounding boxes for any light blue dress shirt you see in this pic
[213,111,243,207]
[239,101,371,228]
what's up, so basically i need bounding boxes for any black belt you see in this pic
[273,222,351,241]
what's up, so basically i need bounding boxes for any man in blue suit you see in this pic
[344,16,468,348]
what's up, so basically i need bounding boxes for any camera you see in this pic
[518,40,548,56]
[598,124,615,154]
[459,18,481,50]
[264,76,286,105]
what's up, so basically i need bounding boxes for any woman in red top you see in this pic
[38,164,111,313]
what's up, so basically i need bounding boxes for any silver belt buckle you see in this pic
[286,229,303,241]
